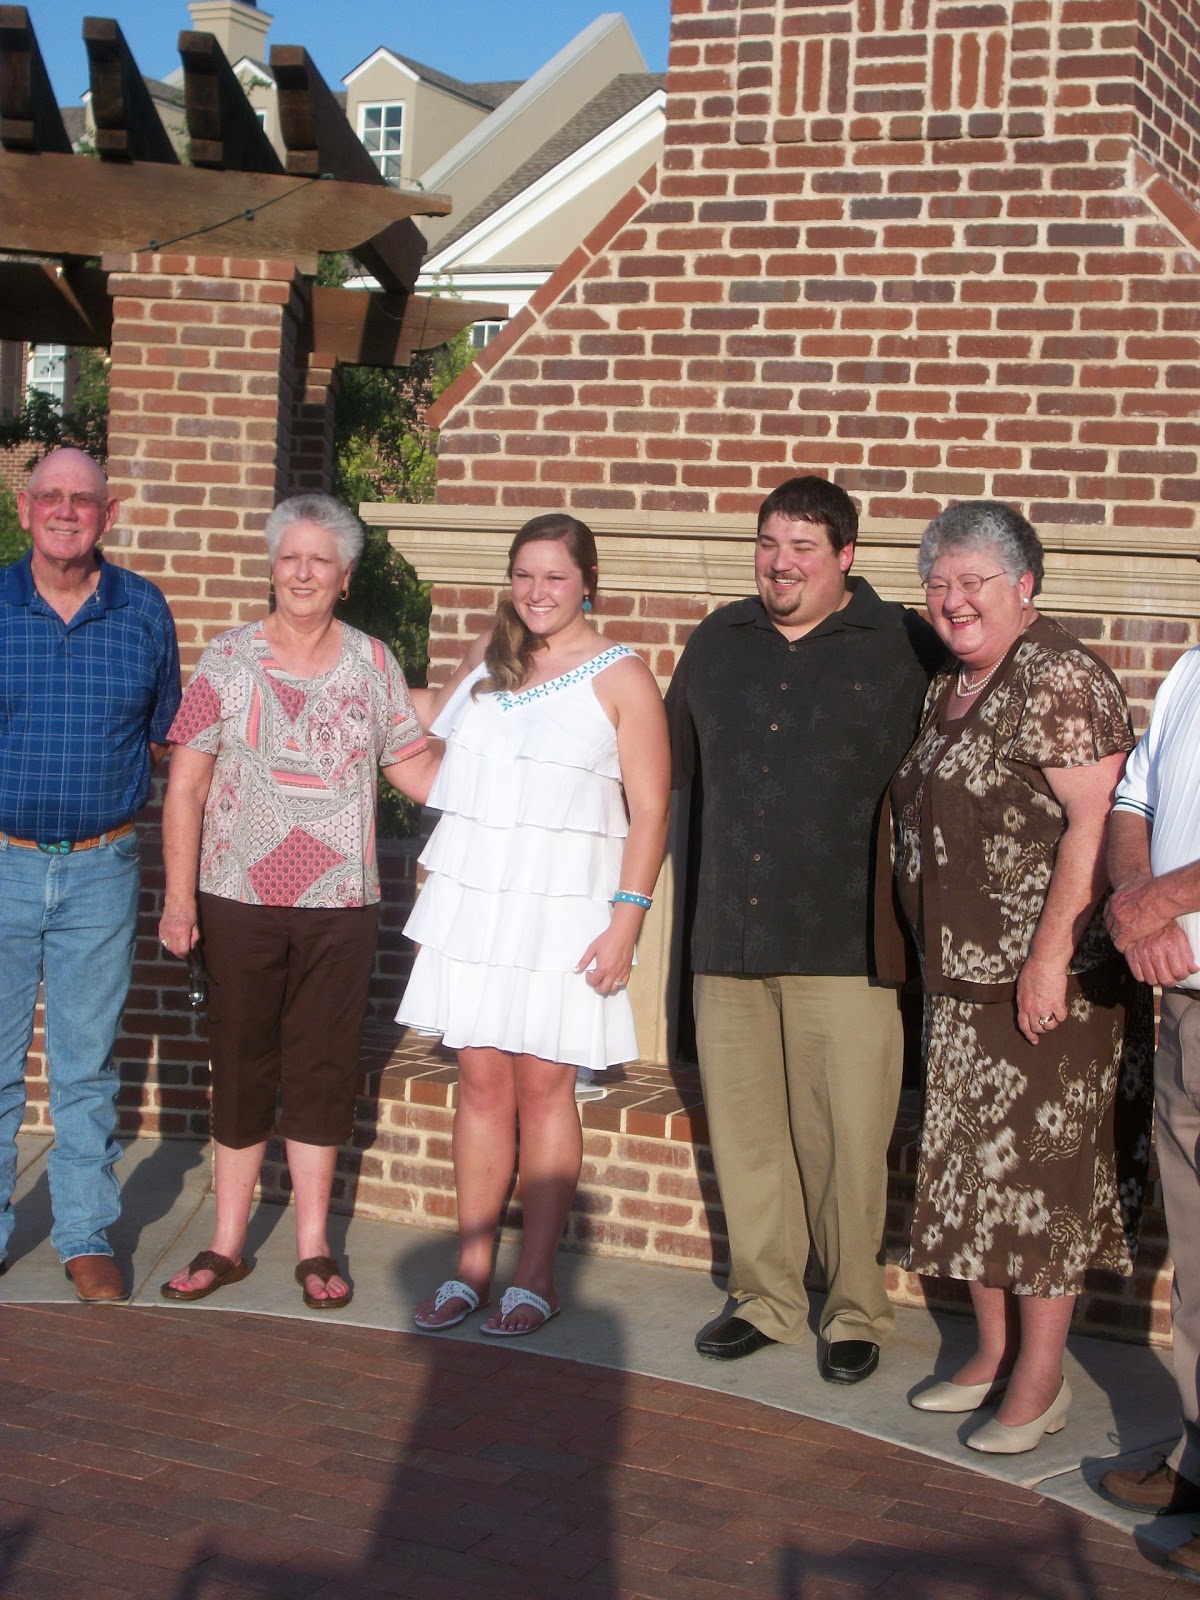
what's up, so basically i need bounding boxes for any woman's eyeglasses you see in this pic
[922,572,1007,599]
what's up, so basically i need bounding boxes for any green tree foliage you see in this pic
[0,348,110,468]
[0,483,28,566]
[330,303,477,838]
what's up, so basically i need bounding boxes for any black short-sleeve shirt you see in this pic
[666,578,943,977]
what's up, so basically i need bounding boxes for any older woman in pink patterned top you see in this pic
[157,494,438,1311]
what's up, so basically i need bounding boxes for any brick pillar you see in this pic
[94,251,317,1135]
[284,350,340,496]
[103,250,309,669]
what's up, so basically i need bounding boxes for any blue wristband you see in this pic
[612,890,652,910]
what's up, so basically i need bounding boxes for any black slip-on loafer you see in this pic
[821,1339,880,1384]
[695,1314,778,1361]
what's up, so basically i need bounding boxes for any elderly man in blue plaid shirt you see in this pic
[0,447,180,1302]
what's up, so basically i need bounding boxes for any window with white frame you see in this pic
[359,102,404,180]
[27,345,67,412]
[470,321,505,351]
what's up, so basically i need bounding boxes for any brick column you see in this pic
[284,350,340,496]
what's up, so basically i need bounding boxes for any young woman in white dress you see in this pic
[399,514,670,1335]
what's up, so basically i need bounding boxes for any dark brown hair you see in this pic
[476,514,599,695]
[756,475,859,552]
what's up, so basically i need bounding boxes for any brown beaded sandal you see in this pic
[160,1250,251,1302]
[295,1255,353,1311]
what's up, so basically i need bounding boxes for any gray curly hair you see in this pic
[263,494,365,568]
[917,500,1044,597]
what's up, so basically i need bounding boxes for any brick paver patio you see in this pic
[0,1302,1191,1599]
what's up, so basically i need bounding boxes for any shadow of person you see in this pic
[778,1509,1130,1597]
[167,1199,622,1598]
[106,1135,208,1266]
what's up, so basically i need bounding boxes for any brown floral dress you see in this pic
[890,615,1154,1295]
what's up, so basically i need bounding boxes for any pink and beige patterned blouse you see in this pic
[168,622,426,909]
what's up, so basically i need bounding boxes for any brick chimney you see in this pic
[430,0,1200,535]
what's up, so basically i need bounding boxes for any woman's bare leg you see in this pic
[287,1138,347,1302]
[994,1293,1076,1426]
[164,1139,265,1292]
[484,1054,582,1333]
[415,1046,517,1327]
[941,1282,1019,1386]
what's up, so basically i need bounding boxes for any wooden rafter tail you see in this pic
[306,285,505,367]
[0,4,71,152]
[84,17,178,164]
[0,260,112,343]
[269,44,434,294]
[270,44,382,186]
[179,29,282,173]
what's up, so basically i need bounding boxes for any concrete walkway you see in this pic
[1,1133,1197,1597]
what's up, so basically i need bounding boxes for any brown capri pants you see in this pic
[198,893,380,1149]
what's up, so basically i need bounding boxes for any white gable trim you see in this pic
[343,48,420,87]
[426,90,664,273]
[419,13,635,190]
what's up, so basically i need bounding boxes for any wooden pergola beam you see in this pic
[180,29,282,173]
[0,149,451,264]
[307,286,504,366]
[0,262,497,370]
[0,261,112,343]
[0,4,71,152]
[269,43,428,294]
[84,16,179,164]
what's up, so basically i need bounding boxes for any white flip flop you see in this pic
[479,1284,560,1337]
[413,1278,485,1331]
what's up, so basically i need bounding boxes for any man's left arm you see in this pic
[144,590,183,757]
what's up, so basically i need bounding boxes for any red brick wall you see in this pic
[432,0,1200,539]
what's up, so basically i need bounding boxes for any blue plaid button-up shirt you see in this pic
[0,550,182,842]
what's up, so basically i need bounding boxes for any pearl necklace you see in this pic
[957,659,1003,697]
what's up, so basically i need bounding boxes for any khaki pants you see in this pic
[1156,989,1200,1485]
[694,973,903,1345]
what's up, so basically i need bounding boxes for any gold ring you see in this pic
[1038,1015,1053,1025]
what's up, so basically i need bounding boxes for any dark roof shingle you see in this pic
[430,73,665,259]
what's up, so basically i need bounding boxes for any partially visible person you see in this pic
[0,447,181,1301]
[666,475,942,1382]
[1096,644,1200,1560]
[401,514,669,1337]
[890,501,1153,1453]
[158,494,438,1312]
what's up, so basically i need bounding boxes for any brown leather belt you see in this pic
[2,820,136,854]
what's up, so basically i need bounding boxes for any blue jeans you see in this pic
[0,830,140,1263]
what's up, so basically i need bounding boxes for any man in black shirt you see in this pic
[666,477,942,1381]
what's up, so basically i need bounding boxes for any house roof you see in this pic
[429,71,665,260]
[356,49,520,112]
[143,76,185,106]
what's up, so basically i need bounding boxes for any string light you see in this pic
[147,174,327,253]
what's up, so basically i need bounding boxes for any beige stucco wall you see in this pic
[418,18,646,250]
[342,60,488,187]
[478,138,663,269]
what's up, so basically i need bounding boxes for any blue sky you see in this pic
[32,2,671,105]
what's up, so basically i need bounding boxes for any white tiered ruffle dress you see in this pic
[396,645,639,1071]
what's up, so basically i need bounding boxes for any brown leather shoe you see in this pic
[65,1254,128,1303]
[1099,1458,1200,1516]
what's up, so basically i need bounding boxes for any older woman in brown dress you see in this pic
[890,501,1153,1454]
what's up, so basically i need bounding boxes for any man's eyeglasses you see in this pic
[922,572,1007,599]
[29,489,110,515]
